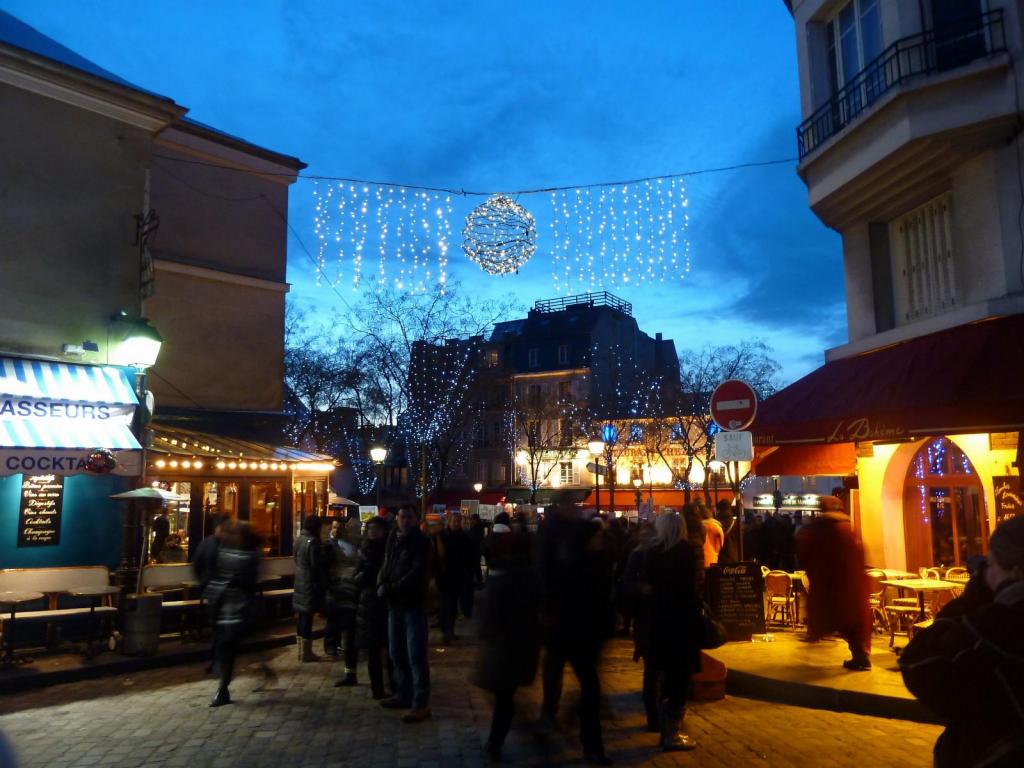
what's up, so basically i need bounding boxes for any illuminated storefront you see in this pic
[0,356,142,569]
[145,424,334,558]
[753,317,1024,571]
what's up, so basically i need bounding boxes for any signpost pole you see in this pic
[733,460,744,562]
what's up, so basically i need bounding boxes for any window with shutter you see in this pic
[891,193,956,323]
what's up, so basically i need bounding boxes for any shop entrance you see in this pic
[902,437,988,570]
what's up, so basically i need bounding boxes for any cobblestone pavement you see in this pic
[0,629,941,768]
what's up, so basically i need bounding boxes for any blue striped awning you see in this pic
[0,419,141,450]
[0,357,138,405]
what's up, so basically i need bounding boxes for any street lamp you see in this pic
[632,476,642,514]
[473,482,483,494]
[587,439,605,516]
[370,446,387,508]
[709,459,725,506]
[601,424,618,517]
[111,314,163,592]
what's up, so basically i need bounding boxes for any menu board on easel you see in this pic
[18,474,64,547]
[993,476,1023,526]
[706,562,766,641]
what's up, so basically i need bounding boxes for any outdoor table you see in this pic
[0,590,44,664]
[880,578,957,622]
[879,569,916,580]
[66,585,120,657]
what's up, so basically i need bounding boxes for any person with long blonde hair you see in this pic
[621,512,702,752]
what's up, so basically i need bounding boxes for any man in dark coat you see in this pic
[324,518,360,677]
[351,517,391,699]
[466,513,485,589]
[377,504,433,723]
[435,511,471,644]
[539,506,614,765]
[204,520,261,707]
[151,510,170,563]
[900,516,1024,768]
[472,525,539,763]
[796,498,872,670]
[293,515,325,662]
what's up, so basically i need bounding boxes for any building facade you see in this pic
[0,10,329,568]
[760,0,1024,569]
[460,292,684,510]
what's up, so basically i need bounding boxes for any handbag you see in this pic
[700,600,727,649]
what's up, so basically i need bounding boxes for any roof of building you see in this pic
[0,10,305,169]
[0,9,174,101]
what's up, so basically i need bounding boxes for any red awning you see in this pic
[752,315,1024,446]
[753,443,857,476]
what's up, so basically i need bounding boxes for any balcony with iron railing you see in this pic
[797,10,1006,160]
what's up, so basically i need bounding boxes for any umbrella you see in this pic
[110,487,186,502]
[329,495,359,506]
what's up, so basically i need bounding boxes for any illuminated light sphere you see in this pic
[461,194,537,275]
[216,461,226,469]
[239,462,248,470]
[169,460,179,468]
[228,462,237,470]
[181,461,191,469]
[193,461,203,469]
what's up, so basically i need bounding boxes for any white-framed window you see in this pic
[558,344,570,365]
[890,193,956,323]
[559,461,578,485]
[825,0,883,94]
[528,348,540,368]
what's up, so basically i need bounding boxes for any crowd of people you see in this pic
[185,495,1024,766]
[190,501,720,764]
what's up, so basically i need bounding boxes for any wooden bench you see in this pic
[259,556,295,599]
[0,566,118,652]
[140,563,202,640]
[256,557,295,620]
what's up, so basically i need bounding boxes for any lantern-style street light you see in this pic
[370,446,387,508]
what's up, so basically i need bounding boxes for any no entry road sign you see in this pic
[710,379,758,432]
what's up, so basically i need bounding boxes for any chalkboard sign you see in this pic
[18,474,64,547]
[706,562,766,641]
[993,476,1023,526]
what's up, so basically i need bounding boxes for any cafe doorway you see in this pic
[902,437,988,571]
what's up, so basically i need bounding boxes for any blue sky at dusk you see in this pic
[3,1,844,383]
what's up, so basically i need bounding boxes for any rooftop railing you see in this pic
[533,291,632,316]
[797,10,1006,160]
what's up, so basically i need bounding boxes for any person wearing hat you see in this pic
[795,496,872,670]
[900,515,1024,767]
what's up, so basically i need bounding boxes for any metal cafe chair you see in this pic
[944,567,970,598]
[764,571,796,628]
[865,569,889,633]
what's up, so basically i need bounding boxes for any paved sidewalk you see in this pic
[0,630,941,767]
[707,632,936,722]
